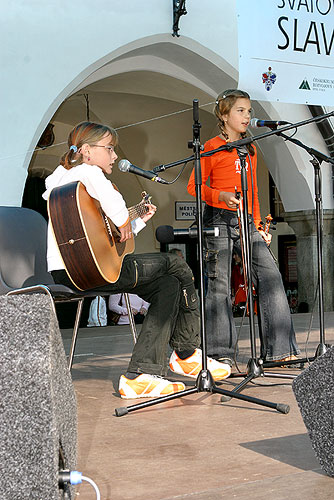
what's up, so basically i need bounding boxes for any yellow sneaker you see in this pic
[169,348,231,381]
[119,373,186,399]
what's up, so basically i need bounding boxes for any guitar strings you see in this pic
[128,200,150,220]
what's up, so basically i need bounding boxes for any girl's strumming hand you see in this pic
[119,220,133,242]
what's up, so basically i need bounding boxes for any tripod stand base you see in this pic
[196,369,214,391]
[114,368,290,416]
[315,343,331,357]
[220,356,296,406]
[262,342,332,371]
[221,357,264,402]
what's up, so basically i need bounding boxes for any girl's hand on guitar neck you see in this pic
[258,229,272,246]
[119,203,157,241]
[141,203,157,223]
[258,214,274,246]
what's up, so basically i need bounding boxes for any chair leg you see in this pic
[123,293,137,344]
[67,298,85,371]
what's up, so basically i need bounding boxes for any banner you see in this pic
[237,0,334,105]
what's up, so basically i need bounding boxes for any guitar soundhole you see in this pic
[103,213,125,254]
[111,226,121,242]
[100,212,114,247]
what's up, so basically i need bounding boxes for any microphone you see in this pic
[118,159,168,184]
[250,118,290,128]
[156,225,219,244]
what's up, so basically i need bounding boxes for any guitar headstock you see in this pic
[140,191,152,205]
[258,214,275,234]
[265,214,273,225]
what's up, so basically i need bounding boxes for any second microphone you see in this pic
[118,159,168,184]
[156,225,219,244]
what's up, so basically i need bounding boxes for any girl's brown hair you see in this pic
[60,121,118,169]
[214,89,254,155]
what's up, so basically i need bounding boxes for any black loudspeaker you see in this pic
[0,294,77,499]
[292,347,334,477]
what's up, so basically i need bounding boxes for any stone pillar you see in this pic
[284,210,334,312]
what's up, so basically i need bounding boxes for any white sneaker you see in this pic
[119,373,186,399]
[169,348,231,381]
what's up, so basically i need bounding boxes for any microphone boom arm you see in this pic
[152,109,334,172]
[201,109,334,162]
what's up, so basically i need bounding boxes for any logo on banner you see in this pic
[299,79,311,90]
[262,67,277,91]
[237,0,334,105]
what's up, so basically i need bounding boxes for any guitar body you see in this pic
[48,181,134,291]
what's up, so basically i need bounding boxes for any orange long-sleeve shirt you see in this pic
[187,135,261,228]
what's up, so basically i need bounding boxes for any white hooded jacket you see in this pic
[42,163,145,271]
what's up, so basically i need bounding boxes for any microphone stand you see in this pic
[228,131,333,378]
[152,109,334,376]
[228,147,264,386]
[115,100,290,417]
[210,133,333,379]
[262,131,331,367]
[220,146,298,400]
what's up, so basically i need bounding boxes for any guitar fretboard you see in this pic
[128,200,149,221]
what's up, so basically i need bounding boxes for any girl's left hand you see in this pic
[258,229,272,246]
[141,203,157,223]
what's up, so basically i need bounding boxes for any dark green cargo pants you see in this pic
[53,253,200,376]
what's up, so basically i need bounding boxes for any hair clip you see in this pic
[215,94,227,105]
[70,145,78,153]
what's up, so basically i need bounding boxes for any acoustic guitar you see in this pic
[48,181,151,291]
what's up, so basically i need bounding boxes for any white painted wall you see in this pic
[1,0,333,212]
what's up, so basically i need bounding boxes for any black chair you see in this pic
[0,206,137,370]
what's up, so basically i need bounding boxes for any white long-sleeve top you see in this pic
[42,163,145,271]
[108,293,150,325]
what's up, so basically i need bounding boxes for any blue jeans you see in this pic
[203,205,300,361]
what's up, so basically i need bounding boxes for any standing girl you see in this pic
[187,89,300,363]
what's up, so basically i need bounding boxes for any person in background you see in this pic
[168,248,184,259]
[108,293,150,325]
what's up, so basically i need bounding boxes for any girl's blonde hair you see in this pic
[214,89,254,155]
[60,121,118,169]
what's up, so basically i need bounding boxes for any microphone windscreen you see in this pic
[118,159,130,172]
[250,118,258,127]
[155,225,174,244]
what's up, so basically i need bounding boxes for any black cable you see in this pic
[164,161,189,184]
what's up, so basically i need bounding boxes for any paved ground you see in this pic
[61,312,334,499]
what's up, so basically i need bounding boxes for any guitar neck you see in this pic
[128,202,148,222]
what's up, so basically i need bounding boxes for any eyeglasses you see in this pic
[91,145,115,153]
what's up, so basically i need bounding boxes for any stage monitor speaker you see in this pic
[292,346,334,477]
[0,294,77,499]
